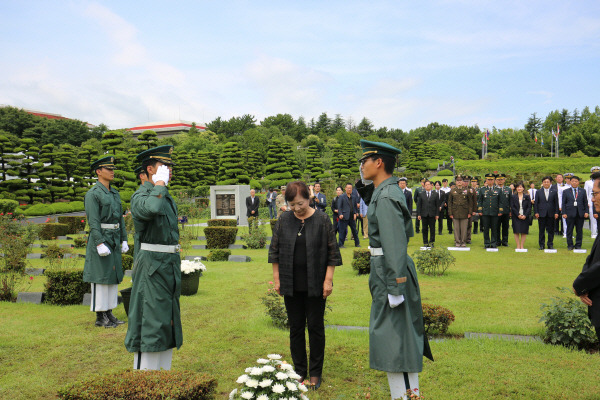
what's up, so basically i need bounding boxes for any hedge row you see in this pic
[57,216,87,234]
[206,219,237,227]
[44,269,89,306]
[57,370,217,399]
[39,223,70,240]
[204,227,238,249]
[22,201,85,216]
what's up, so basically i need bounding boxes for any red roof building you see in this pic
[128,120,206,139]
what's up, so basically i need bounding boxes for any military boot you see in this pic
[106,310,125,325]
[95,312,117,328]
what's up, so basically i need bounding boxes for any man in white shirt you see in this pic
[554,173,569,237]
[585,167,600,238]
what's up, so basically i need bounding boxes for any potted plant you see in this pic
[180,257,206,296]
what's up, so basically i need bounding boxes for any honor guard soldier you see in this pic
[584,167,600,238]
[125,145,182,371]
[495,173,512,247]
[357,140,433,399]
[276,185,289,217]
[84,156,129,328]
[131,165,147,257]
[478,173,502,248]
[447,175,473,247]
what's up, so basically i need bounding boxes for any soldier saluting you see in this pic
[83,156,129,328]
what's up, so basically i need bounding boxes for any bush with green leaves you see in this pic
[44,269,88,306]
[352,249,371,275]
[205,226,238,249]
[207,249,231,261]
[207,219,237,227]
[261,282,289,329]
[57,216,86,234]
[242,218,267,249]
[412,246,455,276]
[57,369,217,400]
[73,236,87,248]
[437,169,454,177]
[122,254,134,271]
[38,223,70,240]
[0,199,19,214]
[0,215,39,273]
[540,287,598,351]
[422,303,455,335]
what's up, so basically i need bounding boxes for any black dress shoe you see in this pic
[539,246,545,250]
[548,245,554,249]
[310,377,322,390]
[106,310,125,325]
[568,246,574,251]
[502,243,509,247]
[95,312,117,328]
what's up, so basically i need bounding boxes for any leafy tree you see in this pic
[136,129,158,151]
[356,117,374,137]
[525,112,542,140]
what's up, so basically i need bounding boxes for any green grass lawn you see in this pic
[1,220,600,399]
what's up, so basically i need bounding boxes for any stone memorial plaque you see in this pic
[573,249,587,254]
[448,247,470,251]
[215,194,236,217]
[486,248,499,252]
[544,249,557,253]
[515,249,528,252]
[419,247,431,251]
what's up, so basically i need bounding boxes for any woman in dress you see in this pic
[511,181,532,249]
[269,181,342,389]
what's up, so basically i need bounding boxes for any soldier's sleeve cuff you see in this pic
[387,277,406,295]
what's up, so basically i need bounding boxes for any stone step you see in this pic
[228,255,251,262]
[17,292,45,304]
[63,253,85,259]
[59,244,74,248]
[228,244,244,250]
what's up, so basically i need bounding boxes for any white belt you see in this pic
[100,223,120,229]
[369,246,383,256]
[140,243,181,253]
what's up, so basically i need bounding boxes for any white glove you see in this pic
[121,241,129,253]
[152,165,170,186]
[388,294,405,308]
[97,243,111,257]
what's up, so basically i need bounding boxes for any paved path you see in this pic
[25,211,86,224]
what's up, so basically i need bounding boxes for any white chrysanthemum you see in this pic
[257,395,269,400]
[299,383,308,392]
[241,391,254,399]
[279,363,294,371]
[286,381,298,391]
[229,388,237,400]
[289,397,298,400]
[249,367,263,376]
[245,367,253,373]
[245,378,259,388]
[261,365,275,373]
[259,379,273,388]
[236,374,249,384]
[301,395,309,400]
[288,372,301,380]
[275,372,288,380]
[272,383,286,393]
[256,358,269,364]
[267,354,282,360]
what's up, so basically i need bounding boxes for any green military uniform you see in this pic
[478,175,502,248]
[131,165,144,258]
[125,146,182,360]
[469,179,480,238]
[275,185,288,218]
[495,175,512,246]
[359,141,433,374]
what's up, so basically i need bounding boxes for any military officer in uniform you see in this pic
[478,173,502,248]
[83,156,129,328]
[276,185,289,218]
[131,165,147,257]
[469,177,480,238]
[447,175,474,247]
[495,173,512,247]
[125,145,181,371]
[358,140,433,399]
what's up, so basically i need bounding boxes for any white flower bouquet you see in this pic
[180,257,207,275]
[229,354,309,400]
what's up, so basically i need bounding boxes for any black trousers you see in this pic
[446,207,453,233]
[496,213,510,245]
[566,215,585,248]
[357,216,365,236]
[338,217,359,246]
[421,216,436,245]
[284,292,326,378]
[538,216,555,248]
[481,215,499,247]
[415,216,420,233]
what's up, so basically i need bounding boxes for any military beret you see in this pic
[136,145,175,166]
[591,166,600,173]
[91,156,115,171]
[359,139,402,162]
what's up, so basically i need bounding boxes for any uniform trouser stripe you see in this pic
[403,372,411,392]
[92,284,96,312]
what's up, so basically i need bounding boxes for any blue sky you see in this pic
[1,1,599,132]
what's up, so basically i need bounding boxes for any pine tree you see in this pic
[136,129,158,151]
[330,144,351,177]
[197,150,218,186]
[217,142,249,185]
[305,145,327,181]
[264,139,293,188]
[13,138,43,203]
[281,142,301,179]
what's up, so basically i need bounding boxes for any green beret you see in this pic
[359,140,402,162]
[136,145,175,166]
[91,156,115,171]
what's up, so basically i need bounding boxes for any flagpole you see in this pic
[550,131,553,157]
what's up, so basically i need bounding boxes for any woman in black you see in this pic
[511,181,531,249]
[269,181,342,389]
[330,186,343,236]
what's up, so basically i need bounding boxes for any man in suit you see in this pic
[266,188,278,219]
[417,180,440,246]
[584,167,600,239]
[246,189,260,219]
[441,178,452,234]
[434,181,446,235]
[413,179,425,233]
[534,176,559,250]
[573,171,600,342]
[311,182,327,213]
[398,177,413,212]
[562,175,589,250]
[337,183,360,248]
[552,174,567,234]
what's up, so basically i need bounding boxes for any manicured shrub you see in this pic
[122,254,133,271]
[22,203,54,216]
[73,236,87,248]
[204,226,238,249]
[352,249,371,275]
[412,247,455,276]
[39,223,70,240]
[206,249,231,261]
[540,288,598,350]
[422,303,455,335]
[242,218,266,249]
[22,201,85,216]
[57,369,217,400]
[437,169,454,176]
[44,269,88,306]
[0,199,19,214]
[207,218,237,227]
[261,281,288,329]
[57,216,87,234]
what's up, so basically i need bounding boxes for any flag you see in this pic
[482,135,485,144]
[557,124,560,136]
[541,135,544,146]
[552,129,556,138]
[486,129,490,139]
[534,133,538,143]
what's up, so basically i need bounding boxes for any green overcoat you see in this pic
[125,181,182,353]
[367,176,433,373]
[83,182,127,284]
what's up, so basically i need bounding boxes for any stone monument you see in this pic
[210,185,251,226]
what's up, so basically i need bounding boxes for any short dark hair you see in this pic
[434,181,441,186]
[142,159,161,177]
[285,181,310,202]
[367,154,395,174]
[345,183,353,188]
[336,186,343,191]
[442,178,448,182]
[515,181,525,190]
[424,180,432,185]
[591,172,600,181]
[571,176,581,182]
[450,182,456,186]
[542,176,553,183]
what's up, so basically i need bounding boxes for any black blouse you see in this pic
[268,209,342,297]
